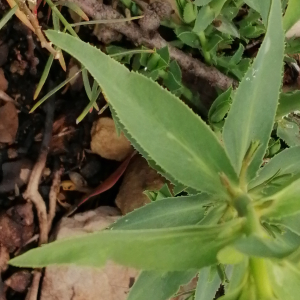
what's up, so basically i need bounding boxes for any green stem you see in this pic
[250,258,273,299]
[247,203,273,299]
[198,31,211,65]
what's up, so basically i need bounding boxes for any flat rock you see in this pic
[40,206,139,300]
[90,117,133,161]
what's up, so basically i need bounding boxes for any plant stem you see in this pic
[198,31,211,65]
[250,258,273,299]
[246,202,273,299]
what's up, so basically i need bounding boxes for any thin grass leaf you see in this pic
[0,6,17,31]
[222,0,285,182]
[56,1,89,21]
[76,94,98,124]
[30,68,83,112]
[44,0,77,36]
[70,16,143,27]
[34,54,54,100]
[110,49,154,57]
[76,79,101,124]
[82,69,92,100]
[45,31,239,197]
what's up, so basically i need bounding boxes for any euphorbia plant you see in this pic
[10,0,300,299]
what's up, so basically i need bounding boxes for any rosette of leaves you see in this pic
[10,1,300,299]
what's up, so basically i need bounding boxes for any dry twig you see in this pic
[23,98,54,245]
[48,168,63,233]
[60,0,237,90]
[24,271,41,300]
[22,94,54,300]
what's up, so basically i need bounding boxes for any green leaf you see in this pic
[45,30,239,197]
[230,44,244,65]
[194,0,212,6]
[0,6,17,31]
[277,119,300,147]
[261,177,300,219]
[269,261,300,300]
[128,270,197,300]
[215,16,240,38]
[33,54,54,100]
[222,0,285,182]
[10,221,243,270]
[220,260,248,300]
[249,146,300,190]
[283,0,300,31]
[244,0,271,25]
[195,267,221,300]
[183,2,197,23]
[56,1,89,21]
[286,38,300,54]
[193,0,227,33]
[233,232,300,259]
[276,91,300,119]
[110,194,215,230]
[175,27,201,48]
[276,212,300,235]
[208,87,232,124]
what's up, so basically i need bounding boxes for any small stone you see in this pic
[5,270,32,293]
[115,155,165,214]
[90,117,133,161]
[40,207,139,300]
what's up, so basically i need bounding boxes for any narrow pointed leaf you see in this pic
[34,54,54,100]
[244,0,271,25]
[56,1,89,21]
[128,270,197,300]
[193,0,227,33]
[45,30,239,197]
[195,267,221,300]
[222,0,285,182]
[0,6,17,31]
[111,194,216,230]
[10,221,242,270]
[283,0,300,31]
[249,146,300,189]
